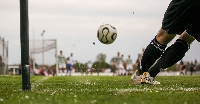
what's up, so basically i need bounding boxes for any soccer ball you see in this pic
[97,24,117,44]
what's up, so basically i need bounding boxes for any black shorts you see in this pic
[162,0,200,42]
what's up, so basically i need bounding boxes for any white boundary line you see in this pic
[116,87,200,93]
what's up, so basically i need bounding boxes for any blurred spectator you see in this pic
[135,53,142,76]
[190,61,196,75]
[194,59,198,65]
[104,68,111,73]
[126,55,133,75]
[179,60,186,75]
[121,54,126,70]
[134,48,145,76]
[115,52,125,75]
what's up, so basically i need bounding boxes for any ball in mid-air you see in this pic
[97,24,117,44]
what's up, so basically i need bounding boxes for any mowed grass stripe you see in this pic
[0,76,199,104]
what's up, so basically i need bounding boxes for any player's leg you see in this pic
[140,29,175,84]
[140,29,175,73]
[59,64,63,74]
[132,28,175,84]
[148,31,195,78]
[69,65,73,76]
[141,0,199,84]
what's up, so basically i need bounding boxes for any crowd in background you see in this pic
[178,59,198,76]
[24,48,200,76]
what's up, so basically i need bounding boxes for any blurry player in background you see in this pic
[131,48,145,84]
[179,60,186,75]
[115,52,125,75]
[126,55,133,75]
[132,0,200,84]
[131,53,142,84]
[66,53,75,76]
[58,50,66,75]
[189,61,196,75]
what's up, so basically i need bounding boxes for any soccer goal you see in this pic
[29,39,58,75]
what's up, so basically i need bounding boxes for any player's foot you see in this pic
[131,70,141,84]
[141,72,160,85]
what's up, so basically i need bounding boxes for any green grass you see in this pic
[0,75,200,104]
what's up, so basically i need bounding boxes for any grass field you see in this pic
[0,75,200,104]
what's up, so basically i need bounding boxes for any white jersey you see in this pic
[68,56,74,65]
[58,55,65,64]
[115,56,122,66]
[126,58,133,70]
[126,58,133,65]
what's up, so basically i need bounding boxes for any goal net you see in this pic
[29,39,58,75]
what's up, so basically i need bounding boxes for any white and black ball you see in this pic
[97,24,117,44]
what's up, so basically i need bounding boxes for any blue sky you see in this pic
[0,0,199,65]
